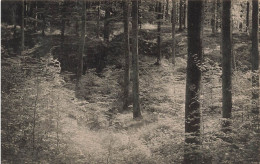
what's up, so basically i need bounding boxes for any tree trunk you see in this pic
[21,0,25,52]
[132,0,142,119]
[156,1,162,65]
[172,0,176,65]
[251,0,259,114]
[211,0,217,35]
[184,0,203,163]
[42,13,46,36]
[97,0,100,38]
[183,0,186,29]
[165,0,169,20]
[216,0,220,32]
[104,1,110,42]
[123,0,130,111]
[34,1,38,31]
[246,1,249,33]
[221,0,232,132]
[179,0,183,31]
[77,1,86,79]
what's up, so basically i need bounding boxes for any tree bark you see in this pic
[172,0,176,65]
[165,0,169,20]
[156,1,162,65]
[132,0,142,119]
[251,0,259,114]
[77,1,86,79]
[97,0,100,38]
[179,0,183,31]
[123,0,130,111]
[184,0,203,163]
[104,1,111,42]
[221,0,232,131]
[211,0,217,35]
[21,0,25,52]
[183,0,186,29]
[246,1,249,33]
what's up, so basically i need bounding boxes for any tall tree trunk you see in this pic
[184,1,203,163]
[156,1,162,65]
[216,0,220,32]
[222,0,232,132]
[183,0,186,29]
[97,0,100,38]
[179,0,183,31]
[77,1,86,79]
[61,2,66,56]
[42,13,46,36]
[246,1,249,33]
[165,0,169,20]
[211,0,217,35]
[34,1,38,31]
[21,0,25,52]
[123,0,130,111]
[132,0,142,119]
[138,0,142,29]
[172,0,176,65]
[98,0,111,73]
[251,0,259,114]
[104,1,110,42]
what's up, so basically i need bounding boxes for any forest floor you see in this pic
[2,24,259,163]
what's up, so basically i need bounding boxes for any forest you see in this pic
[1,0,259,163]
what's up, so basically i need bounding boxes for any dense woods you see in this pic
[1,0,260,163]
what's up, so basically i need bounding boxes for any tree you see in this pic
[104,0,111,42]
[211,0,217,35]
[97,0,101,38]
[77,1,86,80]
[246,1,249,33]
[183,0,186,29]
[123,0,130,111]
[21,0,25,52]
[184,0,203,163]
[179,0,183,31]
[156,1,162,65]
[221,0,232,131]
[172,0,176,65]
[132,0,142,119]
[165,0,169,20]
[251,0,259,114]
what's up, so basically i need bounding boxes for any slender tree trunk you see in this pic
[172,0,176,65]
[34,1,38,31]
[246,1,249,33]
[184,1,203,163]
[222,0,232,132]
[42,13,46,36]
[104,1,110,42]
[165,0,169,20]
[179,0,183,31]
[156,1,162,65]
[251,0,259,114]
[138,0,142,29]
[216,0,220,32]
[97,0,100,38]
[212,0,217,35]
[61,2,66,55]
[77,1,86,79]
[21,0,25,52]
[123,0,130,111]
[132,0,142,119]
[183,0,186,29]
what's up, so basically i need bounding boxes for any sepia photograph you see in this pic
[1,0,259,163]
